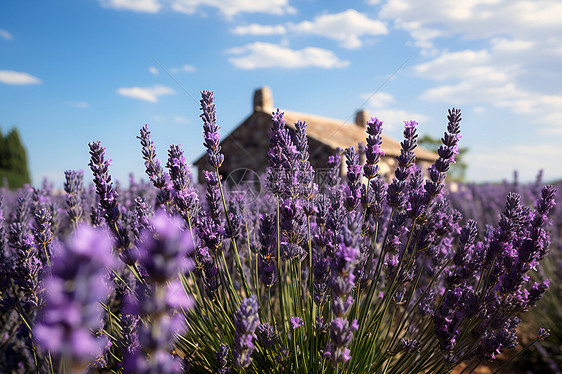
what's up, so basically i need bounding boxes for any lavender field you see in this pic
[0,91,560,374]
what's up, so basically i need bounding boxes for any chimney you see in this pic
[355,109,370,128]
[253,86,273,112]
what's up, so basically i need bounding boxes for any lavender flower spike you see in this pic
[387,120,419,208]
[88,141,119,226]
[63,169,84,225]
[125,212,195,373]
[137,211,194,284]
[138,124,172,205]
[167,144,199,221]
[343,147,362,211]
[216,343,231,374]
[34,225,116,369]
[233,295,259,368]
[325,243,360,364]
[363,117,384,180]
[258,214,276,287]
[425,108,462,197]
[201,90,224,168]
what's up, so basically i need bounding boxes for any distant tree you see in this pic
[419,134,468,182]
[0,128,6,170]
[0,127,31,188]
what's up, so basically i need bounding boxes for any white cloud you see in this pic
[231,24,286,36]
[375,1,562,134]
[490,37,533,52]
[99,0,161,13]
[362,92,395,108]
[412,49,512,82]
[226,42,349,69]
[0,30,13,40]
[170,0,296,17]
[412,47,562,133]
[153,115,190,124]
[181,64,196,72]
[379,0,562,42]
[361,92,428,130]
[0,70,42,85]
[394,20,441,53]
[149,66,159,75]
[117,85,175,102]
[169,64,196,73]
[289,9,388,49]
[67,101,89,108]
[467,144,561,182]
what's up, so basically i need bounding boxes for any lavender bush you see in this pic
[446,175,562,373]
[0,90,558,374]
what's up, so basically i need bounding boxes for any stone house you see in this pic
[193,87,437,185]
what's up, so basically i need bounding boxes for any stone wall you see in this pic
[195,111,437,185]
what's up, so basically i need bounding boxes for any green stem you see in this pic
[276,197,288,346]
[491,337,541,374]
[215,168,251,298]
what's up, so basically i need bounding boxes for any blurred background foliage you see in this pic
[419,134,468,182]
[0,127,31,188]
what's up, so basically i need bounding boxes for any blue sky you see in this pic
[1,0,562,187]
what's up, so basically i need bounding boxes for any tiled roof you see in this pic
[281,109,437,161]
[194,87,438,165]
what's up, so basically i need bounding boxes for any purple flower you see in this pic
[166,144,199,221]
[120,314,140,355]
[200,90,224,168]
[344,147,362,211]
[34,225,116,364]
[266,109,299,196]
[401,338,421,353]
[196,246,220,299]
[233,295,259,368]
[313,254,331,306]
[527,279,550,307]
[130,196,153,244]
[290,316,304,330]
[138,124,172,205]
[88,141,120,226]
[204,170,222,227]
[424,108,462,197]
[325,148,342,188]
[258,214,276,287]
[538,328,550,340]
[363,117,384,180]
[124,213,194,374]
[63,169,84,225]
[294,120,316,199]
[324,319,359,364]
[216,343,231,374]
[257,323,277,346]
[137,211,194,284]
[387,120,419,208]
[125,349,182,374]
[324,243,360,364]
[9,221,41,309]
[279,197,307,261]
[453,219,478,267]
[33,207,53,265]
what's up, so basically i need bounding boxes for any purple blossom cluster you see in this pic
[124,212,194,373]
[201,90,224,169]
[233,295,259,368]
[324,243,360,364]
[34,225,116,370]
[0,89,559,374]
